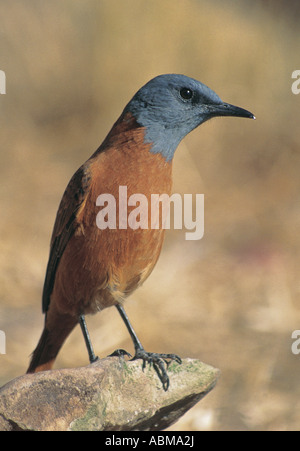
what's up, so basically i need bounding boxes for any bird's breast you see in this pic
[59,124,173,312]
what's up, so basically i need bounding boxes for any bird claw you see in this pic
[108,348,132,359]
[132,349,182,391]
[90,355,100,364]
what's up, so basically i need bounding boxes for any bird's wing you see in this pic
[42,163,92,313]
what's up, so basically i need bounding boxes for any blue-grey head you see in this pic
[124,74,255,161]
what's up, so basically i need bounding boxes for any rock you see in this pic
[0,357,220,431]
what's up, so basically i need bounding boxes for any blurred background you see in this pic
[0,0,300,431]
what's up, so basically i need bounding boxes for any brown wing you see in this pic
[42,163,91,313]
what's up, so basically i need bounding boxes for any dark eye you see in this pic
[180,87,194,100]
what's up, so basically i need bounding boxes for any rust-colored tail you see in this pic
[27,314,78,373]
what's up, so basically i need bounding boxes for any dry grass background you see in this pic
[0,0,300,431]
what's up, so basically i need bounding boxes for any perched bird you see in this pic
[27,74,255,389]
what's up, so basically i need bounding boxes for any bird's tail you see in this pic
[27,313,78,374]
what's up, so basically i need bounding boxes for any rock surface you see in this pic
[0,357,220,431]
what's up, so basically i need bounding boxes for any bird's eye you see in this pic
[180,87,194,100]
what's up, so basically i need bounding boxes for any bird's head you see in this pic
[124,74,255,161]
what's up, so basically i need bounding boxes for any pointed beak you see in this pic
[208,102,255,120]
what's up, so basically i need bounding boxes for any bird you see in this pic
[27,74,255,390]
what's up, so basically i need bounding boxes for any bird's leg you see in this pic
[115,304,182,391]
[79,315,99,364]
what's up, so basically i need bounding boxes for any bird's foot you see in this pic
[90,355,99,364]
[133,348,182,391]
[108,348,132,359]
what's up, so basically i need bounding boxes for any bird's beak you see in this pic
[208,102,256,120]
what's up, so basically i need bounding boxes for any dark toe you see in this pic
[108,349,132,358]
[132,349,181,391]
